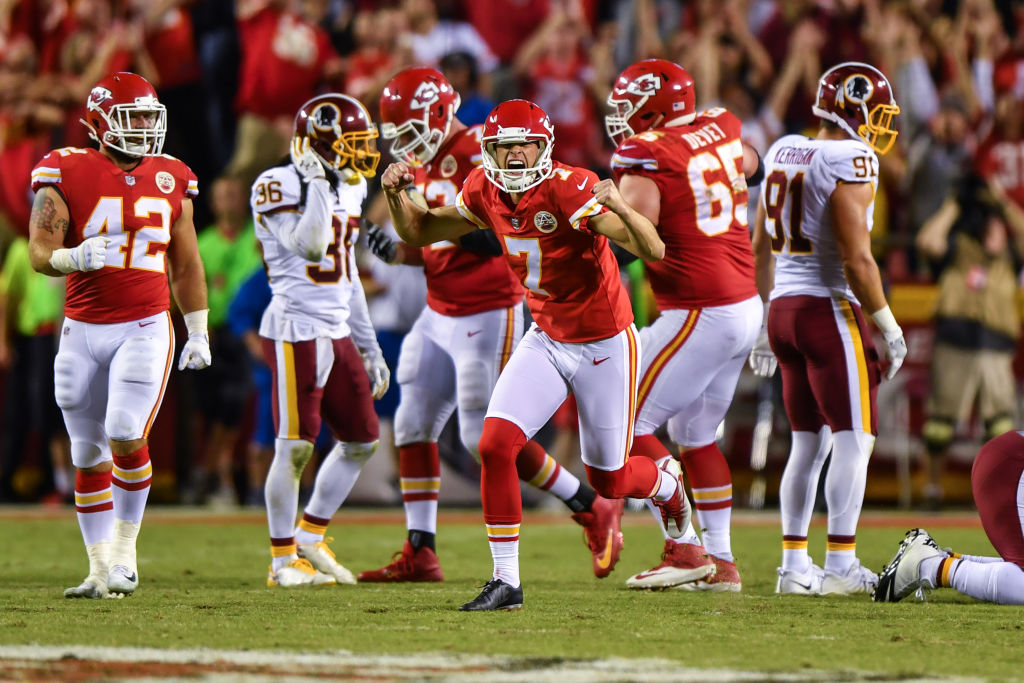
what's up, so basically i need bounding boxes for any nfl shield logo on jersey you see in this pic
[124,176,136,186]
[510,217,520,230]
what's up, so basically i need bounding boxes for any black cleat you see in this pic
[459,579,523,611]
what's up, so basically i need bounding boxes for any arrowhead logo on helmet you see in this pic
[411,82,441,110]
[605,59,695,146]
[623,74,662,97]
[379,67,460,166]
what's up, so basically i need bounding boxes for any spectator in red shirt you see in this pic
[224,0,343,188]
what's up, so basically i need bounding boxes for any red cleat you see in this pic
[357,540,444,582]
[626,540,716,589]
[571,495,625,578]
[674,555,742,592]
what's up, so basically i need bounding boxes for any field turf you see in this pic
[0,506,1018,681]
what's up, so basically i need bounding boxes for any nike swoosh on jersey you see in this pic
[593,357,610,365]
[139,321,156,327]
[577,179,587,190]
[467,330,483,337]
[595,530,615,570]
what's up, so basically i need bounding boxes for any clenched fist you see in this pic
[381,162,415,194]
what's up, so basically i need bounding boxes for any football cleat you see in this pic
[821,559,878,596]
[674,555,741,592]
[626,540,715,589]
[107,564,139,596]
[267,558,336,587]
[357,540,444,582]
[64,577,108,599]
[297,538,356,585]
[873,528,946,603]
[571,495,625,578]
[652,458,691,540]
[775,561,825,595]
[459,579,523,611]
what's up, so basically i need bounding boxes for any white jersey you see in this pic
[762,134,879,302]
[252,164,367,342]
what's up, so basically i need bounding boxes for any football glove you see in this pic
[49,236,110,273]
[748,327,777,378]
[290,136,327,183]
[178,333,212,370]
[882,329,907,380]
[364,221,397,263]
[361,350,390,400]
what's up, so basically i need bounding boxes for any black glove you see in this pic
[364,221,397,263]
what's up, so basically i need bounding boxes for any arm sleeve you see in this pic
[258,176,334,262]
[346,255,381,356]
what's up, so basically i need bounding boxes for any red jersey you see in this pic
[611,108,757,310]
[456,161,632,343]
[413,126,522,316]
[31,147,198,324]
[975,133,1024,209]
[235,7,337,119]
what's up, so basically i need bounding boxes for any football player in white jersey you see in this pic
[750,62,908,596]
[253,93,390,587]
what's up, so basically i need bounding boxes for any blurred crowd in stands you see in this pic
[1,0,1023,507]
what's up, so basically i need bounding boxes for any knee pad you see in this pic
[984,415,1014,442]
[456,360,492,413]
[54,353,88,411]
[394,394,450,447]
[112,335,162,384]
[395,332,424,386]
[275,438,314,479]
[340,440,377,466]
[105,410,143,442]
[70,441,111,470]
[922,418,955,455]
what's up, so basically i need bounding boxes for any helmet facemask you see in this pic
[86,96,167,157]
[481,134,553,193]
[380,92,460,167]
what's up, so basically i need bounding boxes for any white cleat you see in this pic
[297,539,357,585]
[775,561,825,595]
[64,576,108,599]
[267,558,336,587]
[107,564,139,595]
[873,528,947,602]
[821,559,878,595]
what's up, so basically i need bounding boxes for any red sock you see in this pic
[478,417,527,528]
[586,456,661,499]
[515,440,558,487]
[398,442,440,504]
[680,443,731,511]
[630,433,670,460]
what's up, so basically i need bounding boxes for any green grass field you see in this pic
[0,506,1019,681]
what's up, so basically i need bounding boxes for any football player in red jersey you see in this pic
[28,72,210,598]
[359,68,628,585]
[384,98,690,611]
[605,59,765,593]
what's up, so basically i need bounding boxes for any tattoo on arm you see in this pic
[30,195,68,237]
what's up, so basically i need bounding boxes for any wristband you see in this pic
[183,309,209,337]
[49,248,76,274]
[870,305,901,337]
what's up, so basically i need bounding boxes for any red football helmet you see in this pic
[80,72,166,157]
[294,94,380,179]
[811,62,900,155]
[379,67,461,167]
[605,59,695,145]
[481,99,555,193]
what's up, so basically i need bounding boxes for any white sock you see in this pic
[490,539,520,588]
[303,441,373,521]
[266,438,313,570]
[643,497,701,544]
[948,558,1024,605]
[824,430,873,575]
[779,427,831,571]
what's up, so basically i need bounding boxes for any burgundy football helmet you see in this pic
[80,72,166,157]
[480,99,555,193]
[294,94,380,179]
[605,59,696,145]
[811,62,900,154]
[379,67,461,167]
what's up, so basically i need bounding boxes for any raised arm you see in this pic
[593,175,664,261]
[381,161,476,247]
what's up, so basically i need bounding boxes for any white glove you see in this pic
[871,305,906,380]
[748,328,777,377]
[49,236,110,273]
[882,329,907,380]
[178,333,212,370]
[362,350,390,400]
[290,136,327,183]
[178,309,212,371]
